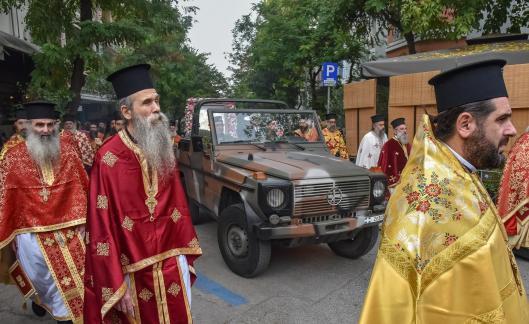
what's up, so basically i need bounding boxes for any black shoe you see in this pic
[31,301,46,317]
[56,321,73,324]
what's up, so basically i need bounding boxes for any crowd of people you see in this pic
[0,58,528,323]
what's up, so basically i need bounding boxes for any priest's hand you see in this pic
[115,287,134,317]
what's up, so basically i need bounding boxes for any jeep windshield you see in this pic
[211,110,323,145]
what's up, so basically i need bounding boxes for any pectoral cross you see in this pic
[39,187,50,203]
[145,192,158,222]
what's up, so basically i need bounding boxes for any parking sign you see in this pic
[322,62,339,86]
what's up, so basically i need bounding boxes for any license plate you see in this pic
[364,214,384,224]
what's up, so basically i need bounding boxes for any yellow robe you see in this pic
[359,115,529,324]
[322,128,349,159]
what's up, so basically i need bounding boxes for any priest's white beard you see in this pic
[131,111,175,178]
[26,126,60,168]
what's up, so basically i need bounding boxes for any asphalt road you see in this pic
[2,222,529,323]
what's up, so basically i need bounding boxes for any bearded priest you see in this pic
[0,101,88,323]
[359,59,529,323]
[83,64,202,324]
[377,117,411,191]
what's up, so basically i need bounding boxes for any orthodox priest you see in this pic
[294,118,318,142]
[0,108,27,160]
[62,113,95,172]
[322,113,348,159]
[377,117,411,190]
[359,59,529,323]
[0,101,88,323]
[355,114,387,169]
[84,64,202,324]
[497,127,529,249]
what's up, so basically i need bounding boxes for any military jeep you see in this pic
[178,99,387,277]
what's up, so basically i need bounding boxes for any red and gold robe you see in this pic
[0,135,88,322]
[61,130,95,168]
[84,130,202,324]
[378,137,411,187]
[497,132,529,248]
[0,133,24,161]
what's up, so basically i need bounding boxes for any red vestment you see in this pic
[61,130,95,168]
[0,135,88,247]
[0,135,88,322]
[497,132,529,247]
[377,137,411,187]
[84,130,201,324]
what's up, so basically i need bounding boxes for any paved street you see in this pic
[2,221,529,323]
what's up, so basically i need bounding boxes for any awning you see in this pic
[361,40,529,78]
[0,30,39,55]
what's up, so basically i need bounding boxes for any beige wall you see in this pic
[343,79,377,155]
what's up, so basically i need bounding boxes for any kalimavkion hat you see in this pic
[428,59,508,113]
[62,113,77,122]
[24,101,59,120]
[14,109,27,121]
[326,113,337,120]
[371,114,384,123]
[391,118,405,128]
[106,64,154,99]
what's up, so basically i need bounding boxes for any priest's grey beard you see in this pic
[396,132,409,145]
[26,126,60,168]
[131,111,175,178]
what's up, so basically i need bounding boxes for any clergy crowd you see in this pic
[1,58,529,323]
[0,64,201,324]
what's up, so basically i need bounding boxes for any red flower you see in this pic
[406,192,420,203]
[444,234,458,246]
[425,184,442,197]
[416,200,431,212]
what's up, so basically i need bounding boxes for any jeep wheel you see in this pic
[217,204,271,277]
[328,226,379,259]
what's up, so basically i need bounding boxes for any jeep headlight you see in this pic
[267,188,285,208]
[372,180,385,199]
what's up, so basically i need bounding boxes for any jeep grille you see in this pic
[293,177,370,217]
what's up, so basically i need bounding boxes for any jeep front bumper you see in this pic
[255,212,384,240]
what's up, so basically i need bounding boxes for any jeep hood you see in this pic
[217,151,368,180]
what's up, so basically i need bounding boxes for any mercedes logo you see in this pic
[327,184,343,206]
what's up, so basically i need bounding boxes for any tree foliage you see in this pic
[0,0,227,117]
[229,0,367,112]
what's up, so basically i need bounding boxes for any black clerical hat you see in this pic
[428,59,508,113]
[371,114,384,123]
[326,113,337,120]
[14,109,27,121]
[391,118,405,128]
[24,101,59,119]
[106,64,154,99]
[62,113,77,122]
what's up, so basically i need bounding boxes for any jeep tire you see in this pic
[328,226,379,259]
[217,204,271,277]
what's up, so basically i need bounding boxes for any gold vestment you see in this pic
[359,115,529,323]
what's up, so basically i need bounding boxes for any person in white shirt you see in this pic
[355,114,388,169]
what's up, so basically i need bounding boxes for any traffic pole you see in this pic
[327,86,330,114]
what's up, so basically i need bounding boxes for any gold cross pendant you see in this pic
[39,187,50,203]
